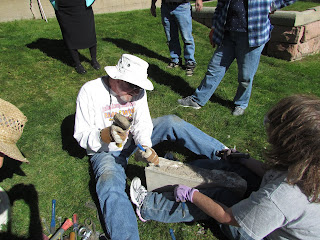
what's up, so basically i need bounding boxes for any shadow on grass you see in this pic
[26,38,90,67]
[0,184,46,240]
[103,37,169,63]
[60,114,86,159]
[0,156,26,182]
[103,37,234,110]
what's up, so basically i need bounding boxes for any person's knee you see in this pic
[162,114,183,128]
[96,170,125,192]
[153,114,182,127]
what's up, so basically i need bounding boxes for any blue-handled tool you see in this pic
[181,201,186,218]
[169,228,176,240]
[50,199,56,235]
[137,143,146,152]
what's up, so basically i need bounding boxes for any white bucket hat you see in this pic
[0,98,28,163]
[104,54,154,91]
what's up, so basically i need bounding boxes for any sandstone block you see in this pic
[267,35,320,61]
[145,157,247,197]
[270,25,304,44]
[302,21,320,42]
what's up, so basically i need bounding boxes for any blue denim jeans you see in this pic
[192,31,265,109]
[90,146,139,240]
[151,115,226,160]
[90,115,226,239]
[161,3,196,64]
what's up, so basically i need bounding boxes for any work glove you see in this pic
[174,185,199,203]
[100,125,128,144]
[215,148,250,163]
[135,146,159,165]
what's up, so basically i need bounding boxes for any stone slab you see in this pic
[270,6,320,27]
[192,6,320,28]
[145,157,247,197]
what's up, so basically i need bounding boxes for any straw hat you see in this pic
[104,54,154,91]
[0,98,28,163]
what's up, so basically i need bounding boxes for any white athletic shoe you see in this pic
[130,177,148,222]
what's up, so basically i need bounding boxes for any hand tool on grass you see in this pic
[169,228,176,240]
[50,218,73,240]
[72,213,78,240]
[50,199,56,235]
[58,217,62,240]
[181,201,186,218]
[69,232,76,240]
[78,227,92,240]
[113,113,132,147]
[42,217,51,236]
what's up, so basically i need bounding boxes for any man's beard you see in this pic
[119,94,133,103]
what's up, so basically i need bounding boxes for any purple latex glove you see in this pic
[174,185,199,203]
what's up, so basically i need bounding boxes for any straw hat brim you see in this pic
[0,141,28,163]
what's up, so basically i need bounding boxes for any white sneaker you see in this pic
[232,106,245,116]
[130,177,147,222]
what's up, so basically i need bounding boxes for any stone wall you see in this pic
[192,6,320,61]
[0,0,159,23]
[267,6,320,61]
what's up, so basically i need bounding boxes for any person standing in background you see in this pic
[178,0,296,115]
[151,0,203,76]
[51,0,100,74]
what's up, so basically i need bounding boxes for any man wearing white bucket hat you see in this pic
[0,98,28,229]
[74,54,159,239]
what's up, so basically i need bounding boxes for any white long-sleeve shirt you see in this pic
[73,77,153,155]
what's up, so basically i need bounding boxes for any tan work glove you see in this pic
[100,125,128,144]
[135,146,159,166]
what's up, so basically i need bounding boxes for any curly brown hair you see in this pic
[264,94,320,203]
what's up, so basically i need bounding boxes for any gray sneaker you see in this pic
[232,106,245,116]
[186,62,196,76]
[177,96,201,109]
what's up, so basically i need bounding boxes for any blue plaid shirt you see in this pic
[212,0,296,47]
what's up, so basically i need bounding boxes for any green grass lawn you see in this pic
[0,5,320,240]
